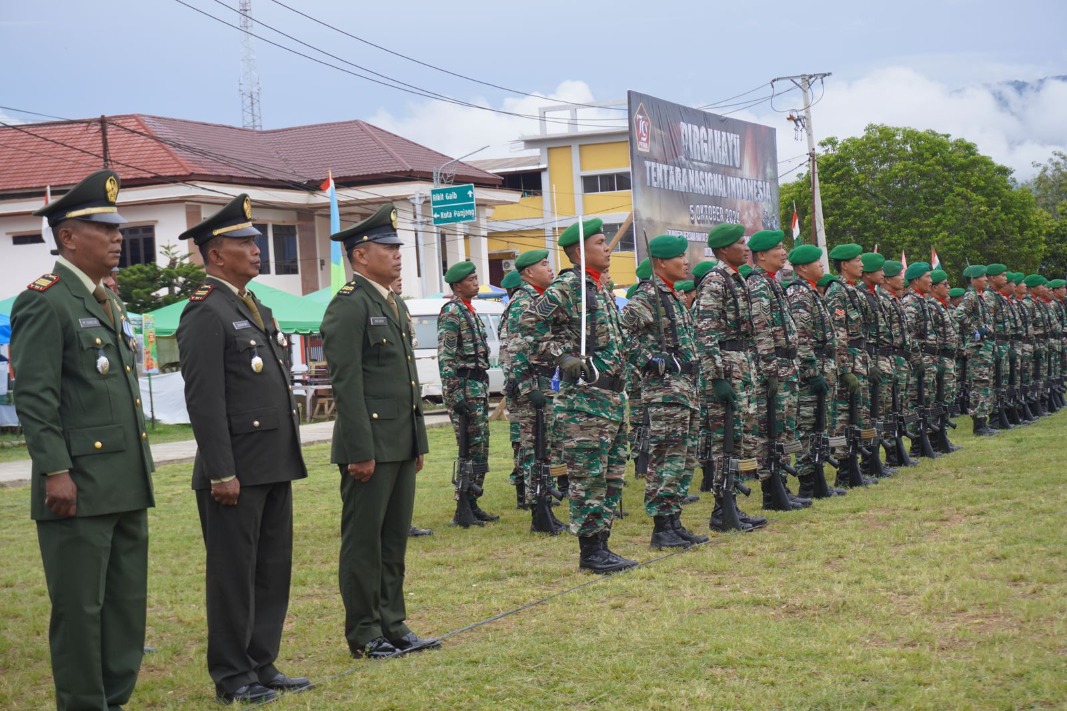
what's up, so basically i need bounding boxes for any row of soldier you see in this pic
[435,220,1067,575]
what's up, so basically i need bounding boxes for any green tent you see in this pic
[0,295,16,317]
[143,280,326,336]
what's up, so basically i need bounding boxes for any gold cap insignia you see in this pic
[105,176,119,204]
[243,196,252,219]
[390,209,398,229]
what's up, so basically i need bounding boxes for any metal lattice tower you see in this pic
[238,0,262,130]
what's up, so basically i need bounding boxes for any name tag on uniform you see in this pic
[369,317,388,326]
[79,317,101,328]
[233,320,251,330]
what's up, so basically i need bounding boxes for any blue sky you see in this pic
[3,0,1065,179]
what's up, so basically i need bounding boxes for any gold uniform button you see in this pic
[125,365,131,373]
[253,420,261,428]
[141,432,147,441]
[372,413,379,419]
[94,337,102,346]
[250,340,257,346]
[94,441,103,449]
[411,380,416,386]
[382,338,387,344]
[407,356,411,362]
[135,398,141,406]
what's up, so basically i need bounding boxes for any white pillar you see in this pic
[396,201,423,298]
[469,207,490,285]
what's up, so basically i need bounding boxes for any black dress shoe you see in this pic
[260,672,311,692]
[351,636,401,660]
[216,683,277,704]
[408,525,433,537]
[390,632,442,654]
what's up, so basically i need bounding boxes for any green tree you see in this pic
[1026,150,1067,278]
[117,244,205,313]
[780,125,1047,281]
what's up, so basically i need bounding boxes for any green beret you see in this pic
[1011,272,1024,284]
[444,260,477,284]
[501,270,522,289]
[692,260,717,279]
[706,223,745,249]
[558,218,603,248]
[625,283,640,299]
[985,263,1007,276]
[649,234,689,259]
[788,244,822,266]
[930,269,948,285]
[882,260,904,278]
[816,274,837,288]
[331,204,403,252]
[514,249,549,270]
[636,258,652,280]
[904,262,931,282]
[828,243,863,261]
[962,265,987,278]
[948,287,965,298]
[861,252,886,273]
[1048,279,1066,289]
[738,264,753,278]
[675,279,696,293]
[747,229,784,253]
[1023,274,1044,287]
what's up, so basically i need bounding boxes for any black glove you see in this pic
[559,355,587,380]
[452,400,471,416]
[808,375,830,396]
[645,353,668,376]
[528,390,546,408]
[711,378,737,405]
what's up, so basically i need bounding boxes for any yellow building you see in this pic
[473,112,638,288]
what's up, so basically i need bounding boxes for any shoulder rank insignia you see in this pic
[190,283,215,301]
[27,273,60,292]
[338,279,362,296]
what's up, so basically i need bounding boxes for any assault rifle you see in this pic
[530,402,562,534]
[704,399,756,531]
[934,366,958,452]
[957,355,971,414]
[907,369,939,459]
[993,354,1013,430]
[633,409,650,480]
[807,388,845,497]
[764,390,802,508]
[452,409,486,528]
[839,389,875,488]
[866,370,892,477]
[889,376,915,467]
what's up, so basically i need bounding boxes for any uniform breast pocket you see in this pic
[78,329,118,378]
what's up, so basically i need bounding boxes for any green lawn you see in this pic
[1,417,1066,709]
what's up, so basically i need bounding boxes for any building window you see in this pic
[119,225,156,266]
[273,224,299,275]
[581,172,631,194]
[12,233,44,246]
[253,223,272,275]
[602,222,635,253]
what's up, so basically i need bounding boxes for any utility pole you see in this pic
[99,115,110,168]
[776,72,831,269]
[238,0,263,130]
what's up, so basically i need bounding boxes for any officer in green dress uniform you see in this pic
[12,170,155,710]
[176,194,310,704]
[320,205,437,660]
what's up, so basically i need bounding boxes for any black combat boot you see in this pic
[783,477,813,508]
[578,535,634,574]
[761,474,800,511]
[469,495,499,522]
[1006,405,1021,426]
[682,494,700,504]
[735,503,769,529]
[514,480,528,510]
[994,409,1014,430]
[710,495,753,532]
[529,497,561,535]
[797,474,815,499]
[672,512,709,544]
[600,530,638,568]
[972,417,997,437]
[650,515,692,549]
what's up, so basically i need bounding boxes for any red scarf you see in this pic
[585,267,603,286]
[660,277,675,290]
[935,295,949,307]
[461,299,475,312]
[805,277,818,289]
[531,284,545,295]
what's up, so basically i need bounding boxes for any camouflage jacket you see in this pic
[824,279,867,375]
[930,297,959,351]
[502,282,555,395]
[747,266,798,380]
[1024,296,1050,350]
[902,290,939,364]
[437,296,490,406]
[957,289,992,353]
[986,289,1022,343]
[857,282,890,350]
[621,279,699,410]
[513,268,627,422]
[692,263,754,383]
[876,285,912,354]
[786,277,837,382]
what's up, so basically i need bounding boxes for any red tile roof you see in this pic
[0,114,501,195]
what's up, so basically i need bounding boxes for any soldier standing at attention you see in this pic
[959,265,998,432]
[929,269,962,452]
[693,224,768,532]
[621,235,706,548]
[176,194,310,703]
[321,204,437,660]
[878,260,915,467]
[1023,275,1052,415]
[499,269,527,509]
[438,260,497,526]
[12,170,155,711]
[503,249,567,534]
[982,264,1018,428]
[747,230,807,510]
[902,262,953,449]
[858,252,896,477]
[513,218,637,574]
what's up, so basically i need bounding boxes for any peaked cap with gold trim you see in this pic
[34,169,127,227]
[179,193,261,245]
[331,204,403,252]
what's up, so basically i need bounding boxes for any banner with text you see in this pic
[628,90,779,264]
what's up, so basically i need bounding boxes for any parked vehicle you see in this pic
[405,298,506,398]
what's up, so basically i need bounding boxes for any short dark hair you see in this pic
[198,236,221,262]
[832,259,843,274]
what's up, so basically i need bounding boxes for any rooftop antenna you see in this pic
[238,0,263,130]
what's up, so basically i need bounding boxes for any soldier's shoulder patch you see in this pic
[338,279,362,296]
[189,283,215,301]
[533,295,558,318]
[27,273,60,292]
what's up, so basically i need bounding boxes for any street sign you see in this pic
[431,184,477,226]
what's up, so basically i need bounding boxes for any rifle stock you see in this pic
[452,409,480,528]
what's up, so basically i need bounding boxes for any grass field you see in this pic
[1,415,1065,709]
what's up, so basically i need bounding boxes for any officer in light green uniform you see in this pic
[12,170,155,710]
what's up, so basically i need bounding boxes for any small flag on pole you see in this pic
[791,202,800,243]
[320,171,345,292]
[930,248,941,270]
[873,244,879,254]
[900,251,908,271]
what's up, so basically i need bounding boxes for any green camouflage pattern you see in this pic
[787,278,838,478]
[438,296,491,487]
[957,288,994,418]
[902,290,939,414]
[825,279,871,436]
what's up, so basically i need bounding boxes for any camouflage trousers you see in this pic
[754,361,799,481]
[993,345,1012,402]
[907,354,939,419]
[560,412,628,536]
[446,386,490,500]
[966,341,994,418]
[871,353,897,429]
[627,396,646,472]
[833,348,871,441]
[1031,347,1048,397]
[642,403,698,516]
[794,366,836,479]
[511,398,565,506]
[508,417,520,485]
[940,356,957,409]
[1019,342,1034,393]
[702,350,758,492]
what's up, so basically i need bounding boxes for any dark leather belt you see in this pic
[531,364,556,378]
[847,338,865,349]
[813,345,833,358]
[678,361,698,375]
[921,345,940,356]
[940,348,956,358]
[774,347,798,359]
[560,372,626,392]
[873,346,895,357]
[457,367,488,383]
[720,339,748,352]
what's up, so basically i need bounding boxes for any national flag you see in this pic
[791,202,800,243]
[900,251,908,271]
[42,185,52,246]
[930,248,941,270]
[320,171,344,292]
[873,244,879,253]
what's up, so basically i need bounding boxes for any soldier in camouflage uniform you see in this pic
[513,218,637,574]
[858,252,896,477]
[694,224,768,532]
[747,230,807,510]
[438,260,498,525]
[901,262,953,451]
[675,279,697,310]
[502,252,568,533]
[1040,277,1063,413]
[621,235,706,548]
[1023,275,1051,415]
[499,270,526,507]
[878,260,915,467]
[1012,274,1037,418]
[983,264,1020,428]
[929,270,962,452]
[1051,279,1067,409]
[786,245,846,498]
[627,258,652,485]
[824,243,874,486]
[958,265,997,433]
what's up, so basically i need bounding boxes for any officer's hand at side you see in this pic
[452,400,471,416]
[808,375,830,396]
[711,378,737,405]
[528,390,547,408]
[44,472,77,518]
[841,372,860,394]
[211,477,240,506]
[347,459,376,482]
[415,455,425,473]
[559,355,586,379]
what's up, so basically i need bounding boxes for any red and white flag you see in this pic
[901,251,908,271]
[930,248,941,270]
[873,244,879,253]
[42,185,52,244]
[791,202,800,242]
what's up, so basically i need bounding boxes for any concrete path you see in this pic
[0,413,452,487]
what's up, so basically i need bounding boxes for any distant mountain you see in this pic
[985,75,1067,111]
